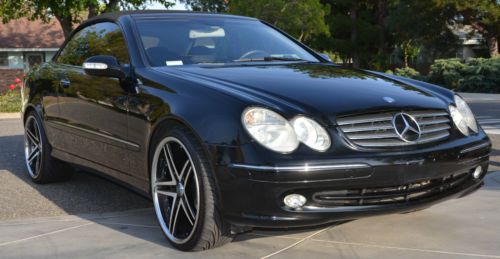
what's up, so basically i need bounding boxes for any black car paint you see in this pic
[22,12,491,228]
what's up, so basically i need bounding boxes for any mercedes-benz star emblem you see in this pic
[392,113,421,142]
[383,96,395,103]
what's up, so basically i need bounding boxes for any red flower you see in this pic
[9,84,16,90]
[14,78,21,83]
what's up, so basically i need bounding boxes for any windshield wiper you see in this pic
[233,56,306,62]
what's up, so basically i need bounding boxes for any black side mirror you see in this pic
[83,55,125,79]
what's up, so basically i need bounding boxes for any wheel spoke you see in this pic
[27,148,40,164]
[169,197,181,235]
[26,128,39,146]
[155,181,176,187]
[181,195,196,224]
[179,160,191,184]
[163,144,179,182]
[156,189,177,197]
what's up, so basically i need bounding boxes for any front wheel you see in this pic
[150,125,232,251]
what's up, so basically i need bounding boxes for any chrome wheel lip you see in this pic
[151,136,201,245]
[24,116,42,179]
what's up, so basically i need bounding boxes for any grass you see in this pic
[0,90,22,113]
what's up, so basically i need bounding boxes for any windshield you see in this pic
[134,17,320,66]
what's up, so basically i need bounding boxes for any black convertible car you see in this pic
[22,11,491,251]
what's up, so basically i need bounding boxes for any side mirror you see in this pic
[319,53,332,62]
[83,55,125,79]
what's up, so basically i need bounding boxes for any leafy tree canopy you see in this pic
[0,0,174,38]
[228,0,330,42]
[178,0,227,12]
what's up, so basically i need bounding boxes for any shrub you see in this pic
[458,58,500,93]
[427,58,465,90]
[427,58,500,93]
[0,79,22,113]
[386,67,422,79]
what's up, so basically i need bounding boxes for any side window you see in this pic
[57,22,129,66]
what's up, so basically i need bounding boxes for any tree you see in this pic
[434,0,500,57]
[0,0,174,39]
[314,0,380,68]
[228,0,330,42]
[178,0,228,12]
[386,0,458,68]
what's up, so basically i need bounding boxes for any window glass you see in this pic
[57,22,129,66]
[0,52,8,67]
[134,18,319,66]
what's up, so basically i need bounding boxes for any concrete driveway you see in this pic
[0,94,499,258]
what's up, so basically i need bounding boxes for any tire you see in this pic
[24,111,73,183]
[150,124,233,251]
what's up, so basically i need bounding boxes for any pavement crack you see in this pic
[0,222,94,248]
[260,227,331,259]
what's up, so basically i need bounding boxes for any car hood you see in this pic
[157,63,448,122]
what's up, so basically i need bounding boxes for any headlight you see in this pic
[242,107,299,153]
[449,95,478,136]
[291,116,331,152]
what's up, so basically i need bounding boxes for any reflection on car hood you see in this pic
[158,63,448,118]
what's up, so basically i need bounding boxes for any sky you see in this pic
[148,1,188,10]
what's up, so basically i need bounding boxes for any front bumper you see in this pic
[212,139,491,228]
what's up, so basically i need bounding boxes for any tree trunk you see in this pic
[377,0,387,56]
[88,3,98,19]
[350,1,360,68]
[56,16,73,40]
[404,48,409,68]
[487,36,499,57]
[105,0,120,13]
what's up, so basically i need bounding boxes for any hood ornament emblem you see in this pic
[383,97,395,103]
[392,113,421,142]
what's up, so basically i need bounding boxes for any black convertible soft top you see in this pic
[82,10,253,26]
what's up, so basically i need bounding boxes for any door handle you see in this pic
[59,79,71,88]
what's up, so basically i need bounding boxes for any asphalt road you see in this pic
[0,117,151,220]
[0,95,499,258]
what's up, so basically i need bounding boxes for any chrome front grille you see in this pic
[337,110,451,147]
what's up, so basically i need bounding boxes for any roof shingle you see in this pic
[0,18,64,49]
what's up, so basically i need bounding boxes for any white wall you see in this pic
[45,51,57,62]
[6,51,56,69]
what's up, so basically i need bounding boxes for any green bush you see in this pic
[459,58,500,93]
[386,67,422,79]
[427,58,500,93]
[427,58,465,90]
[0,89,22,113]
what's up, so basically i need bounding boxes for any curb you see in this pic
[0,113,20,119]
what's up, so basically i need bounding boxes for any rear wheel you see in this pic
[24,112,72,183]
[150,125,232,251]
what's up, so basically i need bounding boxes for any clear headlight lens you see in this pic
[242,107,299,153]
[291,116,331,152]
[449,95,478,136]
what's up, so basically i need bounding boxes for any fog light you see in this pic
[284,194,307,209]
[472,166,483,179]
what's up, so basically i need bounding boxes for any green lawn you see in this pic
[0,90,22,113]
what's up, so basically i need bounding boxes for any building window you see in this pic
[0,52,8,67]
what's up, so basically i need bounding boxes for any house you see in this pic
[451,24,486,60]
[0,18,64,91]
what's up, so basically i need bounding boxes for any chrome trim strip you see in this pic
[50,121,140,149]
[229,163,371,172]
[460,142,491,154]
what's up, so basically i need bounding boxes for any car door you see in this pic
[49,22,132,174]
